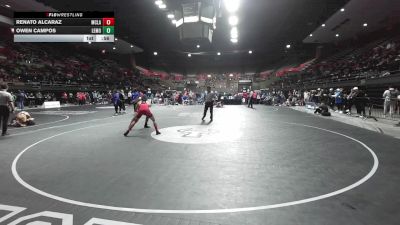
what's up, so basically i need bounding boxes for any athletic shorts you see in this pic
[136,109,153,119]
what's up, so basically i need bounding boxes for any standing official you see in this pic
[0,83,15,136]
[202,86,216,122]
[248,90,257,108]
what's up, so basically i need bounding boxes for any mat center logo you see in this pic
[152,125,242,144]
[177,127,219,138]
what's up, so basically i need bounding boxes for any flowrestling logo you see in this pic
[0,203,141,225]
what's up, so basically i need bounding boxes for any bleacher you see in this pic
[270,33,400,98]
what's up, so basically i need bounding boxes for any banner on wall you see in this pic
[275,59,315,77]
[259,70,274,79]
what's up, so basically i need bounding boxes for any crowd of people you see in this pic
[309,38,400,83]
[260,33,400,120]
[272,35,400,89]
[262,86,400,119]
[5,90,112,110]
[4,88,221,112]
[0,43,128,85]
[0,36,170,93]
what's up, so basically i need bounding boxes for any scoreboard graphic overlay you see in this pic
[13,12,115,43]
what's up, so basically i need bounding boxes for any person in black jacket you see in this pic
[354,90,368,118]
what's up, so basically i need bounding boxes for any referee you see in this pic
[0,82,15,136]
[201,86,216,122]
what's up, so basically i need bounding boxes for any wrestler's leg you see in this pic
[149,116,161,135]
[124,114,141,136]
[144,116,150,128]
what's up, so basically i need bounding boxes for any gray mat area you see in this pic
[0,105,399,225]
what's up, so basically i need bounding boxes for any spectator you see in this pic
[328,88,335,109]
[61,92,68,105]
[314,103,331,116]
[92,91,98,104]
[119,90,126,113]
[68,92,74,104]
[16,90,27,110]
[383,87,398,117]
[112,90,121,115]
[303,90,310,103]
[334,88,344,113]
[354,90,367,118]
[35,91,43,106]
[127,90,132,105]
[27,92,35,107]
[346,87,359,115]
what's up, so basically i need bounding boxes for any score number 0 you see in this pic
[102,18,115,35]
[102,18,115,26]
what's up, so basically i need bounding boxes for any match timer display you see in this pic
[13,12,115,43]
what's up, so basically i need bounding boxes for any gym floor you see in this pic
[0,104,399,225]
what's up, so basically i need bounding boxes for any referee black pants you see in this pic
[202,101,213,120]
[248,98,253,108]
[0,105,10,135]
